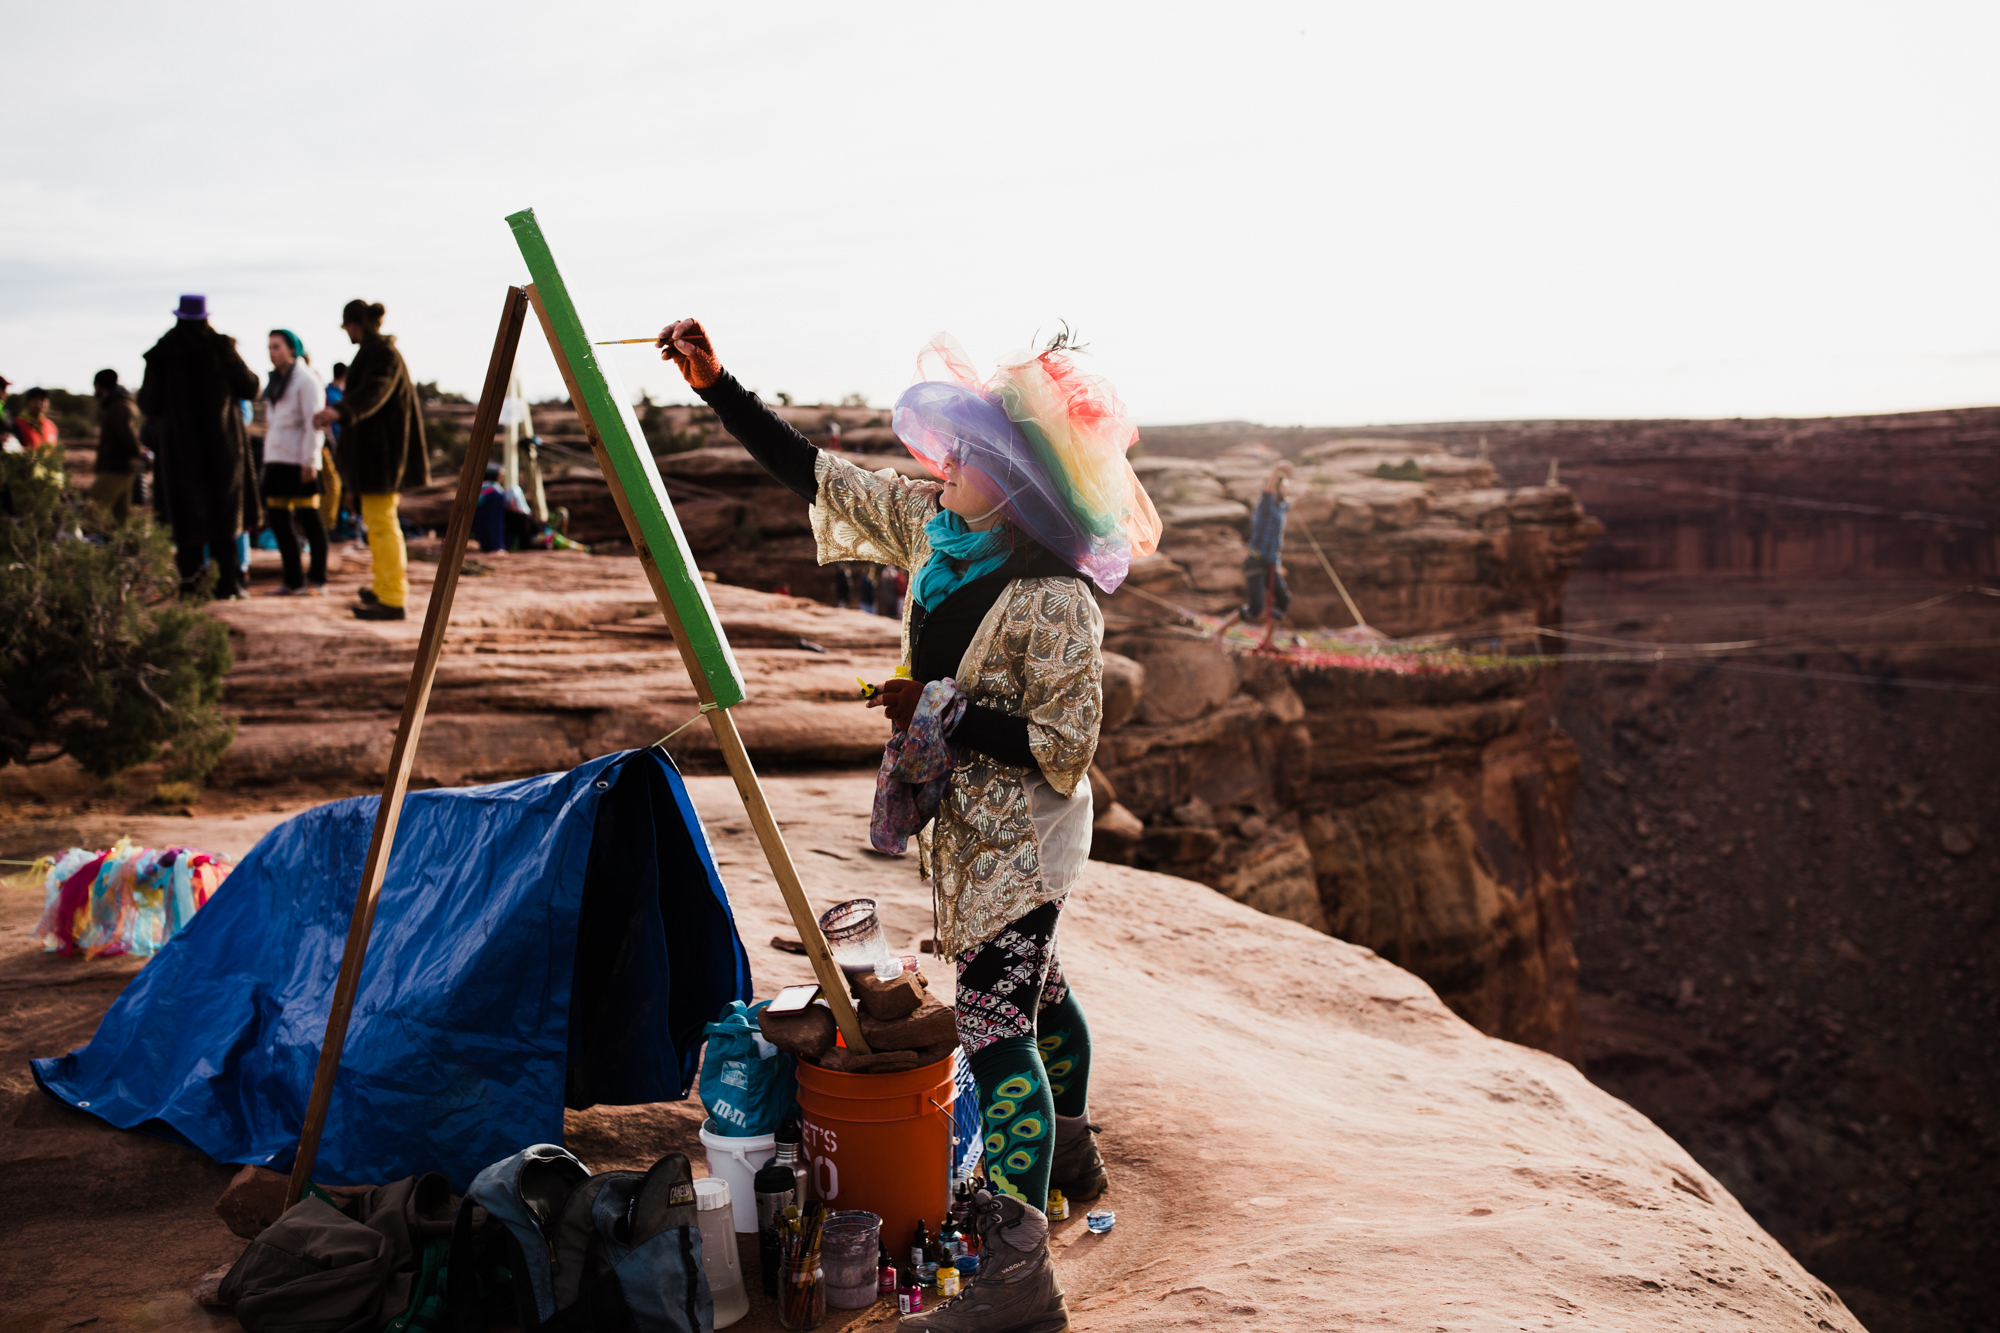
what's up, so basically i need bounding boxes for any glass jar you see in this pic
[777,1256,825,1331]
[819,898,891,977]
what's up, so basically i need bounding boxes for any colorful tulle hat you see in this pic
[891,333,1161,593]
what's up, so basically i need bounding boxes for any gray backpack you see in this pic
[448,1144,712,1333]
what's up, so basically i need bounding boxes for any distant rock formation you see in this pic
[1087,441,1599,1057]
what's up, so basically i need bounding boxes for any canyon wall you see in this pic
[1085,442,1599,1057]
[1138,408,2000,1333]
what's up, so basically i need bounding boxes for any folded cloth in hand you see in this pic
[870,678,968,855]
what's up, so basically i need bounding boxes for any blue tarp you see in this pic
[32,749,752,1189]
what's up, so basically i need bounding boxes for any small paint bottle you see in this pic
[900,1279,924,1314]
[878,1244,896,1297]
[1045,1189,1068,1221]
[938,1264,962,1298]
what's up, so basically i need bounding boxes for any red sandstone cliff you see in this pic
[1087,442,1599,1058]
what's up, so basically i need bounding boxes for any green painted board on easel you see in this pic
[505,208,746,710]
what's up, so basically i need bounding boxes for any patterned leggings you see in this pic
[954,898,1091,1205]
[953,898,1069,1055]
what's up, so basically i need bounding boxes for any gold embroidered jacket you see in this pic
[810,452,1102,954]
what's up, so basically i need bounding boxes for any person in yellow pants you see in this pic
[313,298,427,621]
[359,493,407,608]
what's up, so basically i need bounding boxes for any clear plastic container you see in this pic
[819,899,892,977]
[693,1177,751,1328]
[820,1209,884,1309]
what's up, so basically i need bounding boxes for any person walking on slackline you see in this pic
[259,329,330,595]
[658,316,1160,1333]
[1220,459,1292,647]
[138,296,261,600]
[313,299,425,621]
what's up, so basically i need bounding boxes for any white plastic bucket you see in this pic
[699,1117,776,1234]
[694,1176,750,1328]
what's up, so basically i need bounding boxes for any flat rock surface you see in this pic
[174,547,906,792]
[0,772,1860,1331]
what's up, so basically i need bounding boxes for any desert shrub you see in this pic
[414,381,470,405]
[0,447,235,785]
[636,395,703,455]
[424,409,471,471]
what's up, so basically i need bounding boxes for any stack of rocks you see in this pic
[757,969,960,1074]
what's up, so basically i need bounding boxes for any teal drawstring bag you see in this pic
[698,1000,797,1137]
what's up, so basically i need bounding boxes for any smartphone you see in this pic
[766,983,821,1015]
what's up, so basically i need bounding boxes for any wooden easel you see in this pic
[285,265,869,1207]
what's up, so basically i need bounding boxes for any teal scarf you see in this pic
[912,511,1013,610]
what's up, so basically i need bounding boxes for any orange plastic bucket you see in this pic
[796,1052,958,1260]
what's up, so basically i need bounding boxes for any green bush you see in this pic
[414,381,470,405]
[424,408,471,472]
[636,395,703,456]
[0,447,235,784]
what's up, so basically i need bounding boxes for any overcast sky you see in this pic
[6,2,1996,426]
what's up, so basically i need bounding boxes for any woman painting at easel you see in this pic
[658,318,1158,1333]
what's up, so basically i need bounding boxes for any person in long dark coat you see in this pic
[313,298,426,621]
[138,295,261,599]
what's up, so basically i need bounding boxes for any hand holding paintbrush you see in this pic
[652,317,722,390]
[595,318,721,390]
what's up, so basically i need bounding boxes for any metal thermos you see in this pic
[753,1158,796,1298]
[775,1115,811,1205]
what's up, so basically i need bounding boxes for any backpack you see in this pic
[447,1144,713,1333]
[219,1175,456,1333]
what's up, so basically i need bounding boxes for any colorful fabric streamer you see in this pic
[26,839,233,959]
[869,678,969,855]
[891,334,1161,594]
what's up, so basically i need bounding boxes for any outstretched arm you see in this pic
[659,317,817,502]
[661,316,935,572]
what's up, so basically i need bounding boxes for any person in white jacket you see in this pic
[260,329,329,594]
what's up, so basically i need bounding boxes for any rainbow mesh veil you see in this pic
[890,333,1161,594]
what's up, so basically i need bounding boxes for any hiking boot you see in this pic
[353,601,406,621]
[355,587,379,604]
[1048,1115,1107,1203]
[900,1190,1067,1333]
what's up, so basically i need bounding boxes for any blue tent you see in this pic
[32,748,752,1189]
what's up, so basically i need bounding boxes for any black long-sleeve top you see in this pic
[695,371,1064,771]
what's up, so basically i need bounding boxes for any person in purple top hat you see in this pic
[138,295,261,599]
